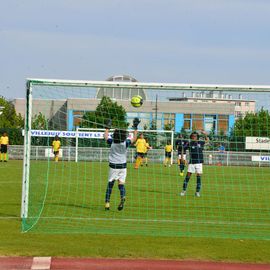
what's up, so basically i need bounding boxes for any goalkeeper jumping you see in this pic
[104,118,139,211]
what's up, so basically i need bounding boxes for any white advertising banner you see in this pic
[252,156,270,162]
[29,130,134,139]
[245,137,270,150]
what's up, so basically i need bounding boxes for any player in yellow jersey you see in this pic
[134,133,147,169]
[0,132,9,162]
[164,141,173,167]
[52,135,61,162]
[141,137,151,167]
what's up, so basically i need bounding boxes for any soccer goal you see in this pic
[21,78,270,240]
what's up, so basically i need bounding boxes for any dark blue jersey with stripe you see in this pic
[187,140,205,164]
[175,139,189,154]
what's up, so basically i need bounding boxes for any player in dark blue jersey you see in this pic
[180,131,208,197]
[175,134,189,176]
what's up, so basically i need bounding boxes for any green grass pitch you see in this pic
[0,160,270,262]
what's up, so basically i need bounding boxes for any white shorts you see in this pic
[188,163,203,174]
[178,154,186,161]
[108,168,127,183]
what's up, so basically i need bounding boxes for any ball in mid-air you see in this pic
[131,95,143,108]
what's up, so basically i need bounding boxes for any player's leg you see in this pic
[134,153,143,169]
[0,146,3,161]
[141,156,144,166]
[145,154,148,166]
[3,145,7,162]
[195,164,203,197]
[164,152,169,167]
[181,167,193,196]
[117,169,127,211]
[55,151,59,162]
[105,168,116,210]
[179,155,186,176]
[168,153,172,167]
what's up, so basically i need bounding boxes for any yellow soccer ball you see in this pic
[131,95,143,108]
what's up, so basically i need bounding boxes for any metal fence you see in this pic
[7,145,270,167]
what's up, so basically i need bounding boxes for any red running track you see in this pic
[0,257,269,270]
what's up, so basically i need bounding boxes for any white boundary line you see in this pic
[24,216,270,227]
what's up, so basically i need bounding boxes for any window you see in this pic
[164,113,175,129]
[218,120,228,133]
[204,115,216,132]
[184,120,191,129]
[192,119,203,130]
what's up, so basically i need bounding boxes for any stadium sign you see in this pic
[245,136,270,150]
[252,156,270,162]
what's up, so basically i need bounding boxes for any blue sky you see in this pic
[1,0,270,108]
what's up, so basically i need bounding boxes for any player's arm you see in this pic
[104,119,112,141]
[104,128,109,141]
[131,130,138,144]
[131,117,140,144]
[201,130,209,142]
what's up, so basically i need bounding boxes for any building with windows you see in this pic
[14,75,256,135]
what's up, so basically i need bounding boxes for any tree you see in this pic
[230,108,270,151]
[81,96,128,129]
[31,113,51,146]
[0,96,24,129]
[0,96,24,145]
[32,112,49,129]
[164,123,174,131]
[232,108,270,138]
[80,97,128,147]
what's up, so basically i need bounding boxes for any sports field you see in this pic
[1,160,270,263]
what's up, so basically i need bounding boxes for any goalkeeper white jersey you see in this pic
[107,139,131,168]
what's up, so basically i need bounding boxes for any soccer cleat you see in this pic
[117,198,125,211]
[180,190,186,196]
[180,172,184,177]
[105,202,110,210]
[195,192,201,197]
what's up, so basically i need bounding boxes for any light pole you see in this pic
[152,94,158,129]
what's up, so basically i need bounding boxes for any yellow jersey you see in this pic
[0,136,9,145]
[52,140,61,151]
[135,138,146,153]
[165,144,173,153]
[143,142,150,153]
